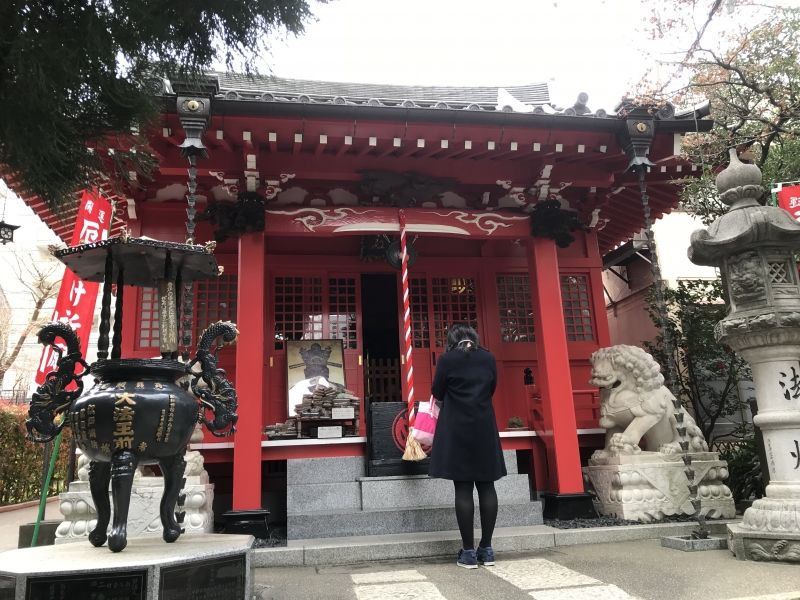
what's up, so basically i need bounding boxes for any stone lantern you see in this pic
[689,149,800,562]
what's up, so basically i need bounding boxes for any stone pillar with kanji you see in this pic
[690,149,800,563]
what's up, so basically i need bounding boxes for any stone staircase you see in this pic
[287,451,543,539]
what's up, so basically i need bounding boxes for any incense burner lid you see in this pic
[53,236,219,286]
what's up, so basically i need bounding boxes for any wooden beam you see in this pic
[489,141,520,161]
[336,135,353,156]
[315,134,328,156]
[267,131,278,153]
[377,137,402,158]
[358,136,378,157]
[441,140,472,159]
[292,133,303,156]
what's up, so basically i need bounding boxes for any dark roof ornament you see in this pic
[176,97,210,160]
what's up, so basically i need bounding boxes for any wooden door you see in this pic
[405,272,484,403]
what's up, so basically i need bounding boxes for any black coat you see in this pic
[428,347,507,482]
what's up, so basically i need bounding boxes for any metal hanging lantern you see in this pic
[0,184,20,244]
[0,220,20,244]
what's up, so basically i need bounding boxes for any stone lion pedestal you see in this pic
[584,452,735,522]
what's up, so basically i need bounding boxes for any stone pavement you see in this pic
[0,498,61,552]
[254,539,800,600]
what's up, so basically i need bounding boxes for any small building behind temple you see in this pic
[10,73,712,537]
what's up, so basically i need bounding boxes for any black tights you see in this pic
[453,480,498,550]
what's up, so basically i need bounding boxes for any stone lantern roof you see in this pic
[689,149,800,266]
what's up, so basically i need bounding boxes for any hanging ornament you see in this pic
[0,184,20,244]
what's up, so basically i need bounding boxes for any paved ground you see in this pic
[0,498,60,551]
[2,503,799,600]
[254,540,800,600]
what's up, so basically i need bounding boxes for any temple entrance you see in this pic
[361,273,402,404]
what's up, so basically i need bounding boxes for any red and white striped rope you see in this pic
[399,209,416,426]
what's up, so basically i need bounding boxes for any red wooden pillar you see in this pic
[527,237,594,518]
[233,231,265,510]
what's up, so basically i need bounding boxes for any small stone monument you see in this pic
[56,424,214,541]
[583,345,735,521]
[690,149,800,563]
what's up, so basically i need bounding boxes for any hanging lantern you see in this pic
[0,220,19,244]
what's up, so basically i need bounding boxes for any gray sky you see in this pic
[262,0,652,111]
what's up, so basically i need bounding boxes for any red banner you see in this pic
[776,184,800,221]
[35,190,111,383]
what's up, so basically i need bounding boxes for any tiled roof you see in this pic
[209,72,551,112]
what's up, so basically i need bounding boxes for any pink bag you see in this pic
[410,395,439,451]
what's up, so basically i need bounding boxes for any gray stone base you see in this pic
[0,533,252,600]
[583,452,736,522]
[286,451,541,539]
[728,523,800,563]
[660,534,728,551]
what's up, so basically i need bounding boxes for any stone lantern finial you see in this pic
[715,148,763,208]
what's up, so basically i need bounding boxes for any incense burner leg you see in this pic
[108,450,138,552]
[159,451,187,543]
[88,461,111,547]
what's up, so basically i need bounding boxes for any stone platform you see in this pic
[0,533,252,600]
[728,523,800,563]
[287,450,542,539]
[583,451,736,522]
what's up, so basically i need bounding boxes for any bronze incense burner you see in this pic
[26,235,239,552]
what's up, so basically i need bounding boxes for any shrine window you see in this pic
[431,277,478,347]
[496,273,536,343]
[328,277,358,349]
[410,277,429,348]
[194,273,238,343]
[136,287,160,349]
[560,274,594,341]
[274,276,323,350]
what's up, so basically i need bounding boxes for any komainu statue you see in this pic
[589,344,708,457]
[583,344,735,522]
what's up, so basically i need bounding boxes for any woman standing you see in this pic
[429,323,506,569]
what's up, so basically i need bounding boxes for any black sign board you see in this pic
[367,401,429,476]
[0,575,15,600]
[26,571,146,600]
[160,554,245,600]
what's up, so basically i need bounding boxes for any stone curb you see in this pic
[251,519,739,567]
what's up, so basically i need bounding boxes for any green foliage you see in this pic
[0,0,319,208]
[717,438,765,503]
[680,7,800,176]
[644,278,752,444]
[0,402,72,506]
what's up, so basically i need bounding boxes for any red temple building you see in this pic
[11,74,711,536]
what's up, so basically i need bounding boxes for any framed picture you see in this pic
[286,339,345,413]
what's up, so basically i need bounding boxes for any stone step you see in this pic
[359,473,530,510]
[287,500,543,540]
[254,520,740,567]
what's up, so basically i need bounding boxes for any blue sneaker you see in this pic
[457,548,478,569]
[477,545,495,566]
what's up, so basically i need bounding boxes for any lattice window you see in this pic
[431,277,478,348]
[274,276,323,350]
[328,277,358,349]
[137,287,160,349]
[496,274,535,342]
[561,274,594,341]
[410,277,429,348]
[768,261,791,284]
[194,274,238,342]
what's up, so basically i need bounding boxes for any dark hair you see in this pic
[446,323,479,352]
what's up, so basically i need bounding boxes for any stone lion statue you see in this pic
[590,345,708,457]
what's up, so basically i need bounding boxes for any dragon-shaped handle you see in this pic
[26,322,89,443]
[188,321,240,437]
